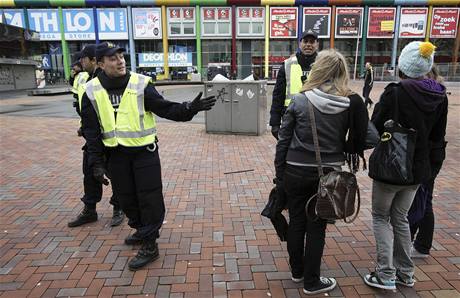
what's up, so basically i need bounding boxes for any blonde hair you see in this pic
[427,64,444,84]
[301,49,353,97]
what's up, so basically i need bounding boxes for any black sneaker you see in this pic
[110,208,124,227]
[396,274,415,287]
[124,232,143,245]
[128,240,159,271]
[68,206,98,227]
[303,277,337,295]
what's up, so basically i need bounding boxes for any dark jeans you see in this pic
[107,144,165,240]
[82,146,119,209]
[410,179,435,254]
[284,164,330,288]
[362,85,373,106]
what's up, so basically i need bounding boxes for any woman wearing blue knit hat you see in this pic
[364,41,448,290]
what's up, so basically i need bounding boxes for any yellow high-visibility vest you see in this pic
[85,72,157,147]
[284,56,304,107]
[72,71,90,111]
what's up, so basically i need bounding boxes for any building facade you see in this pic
[1,0,459,81]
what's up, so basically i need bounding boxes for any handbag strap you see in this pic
[344,187,361,223]
[393,85,399,123]
[306,97,324,177]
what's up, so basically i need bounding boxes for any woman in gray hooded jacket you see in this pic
[275,49,368,295]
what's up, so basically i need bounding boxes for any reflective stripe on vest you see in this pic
[85,72,157,147]
[284,57,303,107]
[76,72,90,111]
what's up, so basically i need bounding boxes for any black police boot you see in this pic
[128,239,159,271]
[125,231,143,245]
[68,205,98,227]
[110,208,124,227]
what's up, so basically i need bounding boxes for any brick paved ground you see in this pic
[0,82,459,297]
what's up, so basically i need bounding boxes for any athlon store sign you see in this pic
[26,8,128,41]
[139,52,193,67]
[0,9,26,28]
[430,8,459,38]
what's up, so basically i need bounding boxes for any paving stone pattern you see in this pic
[0,83,459,297]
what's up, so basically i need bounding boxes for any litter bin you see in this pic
[204,80,267,136]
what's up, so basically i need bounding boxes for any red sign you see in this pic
[217,8,230,20]
[203,8,215,20]
[239,7,250,18]
[183,8,194,20]
[270,7,298,38]
[169,8,180,19]
[253,8,263,19]
[430,8,459,38]
[367,8,396,38]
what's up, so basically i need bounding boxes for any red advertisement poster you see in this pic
[253,8,263,19]
[367,8,396,38]
[270,7,298,38]
[238,7,250,18]
[335,7,363,38]
[430,8,459,38]
[203,8,215,20]
[169,8,180,20]
[183,8,194,20]
[217,8,230,20]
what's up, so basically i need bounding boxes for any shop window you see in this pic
[201,7,232,38]
[236,7,265,38]
[167,7,196,38]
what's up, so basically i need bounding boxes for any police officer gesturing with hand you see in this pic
[81,42,216,271]
[270,30,319,139]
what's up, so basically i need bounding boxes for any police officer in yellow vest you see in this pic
[81,42,216,271]
[68,44,125,228]
[270,30,319,139]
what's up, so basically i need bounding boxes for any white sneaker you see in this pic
[411,246,429,258]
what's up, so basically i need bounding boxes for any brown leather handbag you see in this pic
[305,99,360,223]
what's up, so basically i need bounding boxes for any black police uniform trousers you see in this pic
[107,143,165,240]
[82,143,119,208]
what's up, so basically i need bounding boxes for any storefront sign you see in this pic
[138,52,193,67]
[0,9,25,28]
[399,8,428,38]
[183,8,194,20]
[270,7,298,38]
[430,8,459,38]
[367,8,396,38]
[303,7,331,38]
[217,8,230,20]
[203,8,215,21]
[27,9,60,40]
[132,8,161,39]
[335,7,363,38]
[63,9,95,40]
[97,8,128,40]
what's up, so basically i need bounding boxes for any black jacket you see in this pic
[371,80,448,184]
[275,89,368,180]
[364,67,374,88]
[270,52,317,126]
[81,71,197,168]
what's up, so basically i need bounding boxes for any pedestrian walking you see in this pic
[362,62,374,107]
[270,29,319,139]
[275,49,368,295]
[409,64,448,258]
[68,44,125,228]
[365,42,448,290]
[80,42,216,271]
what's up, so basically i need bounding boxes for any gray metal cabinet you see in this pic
[204,80,267,136]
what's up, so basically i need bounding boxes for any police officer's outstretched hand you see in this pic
[93,165,110,186]
[190,92,216,113]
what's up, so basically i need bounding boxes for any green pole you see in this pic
[23,8,29,29]
[58,7,70,81]
[196,5,202,75]
[359,6,368,78]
